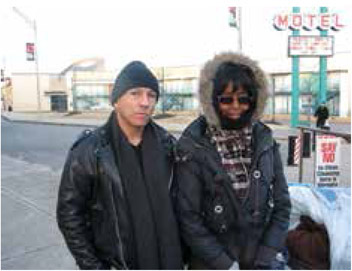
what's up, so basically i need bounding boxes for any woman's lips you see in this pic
[227,113,240,118]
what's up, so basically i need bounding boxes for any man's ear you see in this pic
[113,102,118,111]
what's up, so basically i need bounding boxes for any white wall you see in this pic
[11,73,68,111]
[11,74,47,111]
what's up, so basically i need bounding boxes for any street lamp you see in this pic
[12,7,41,111]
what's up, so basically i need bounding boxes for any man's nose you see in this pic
[139,93,151,107]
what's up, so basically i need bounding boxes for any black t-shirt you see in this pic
[131,143,143,171]
[121,143,144,268]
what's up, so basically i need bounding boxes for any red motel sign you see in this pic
[273,13,344,31]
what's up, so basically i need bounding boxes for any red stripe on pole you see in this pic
[294,136,301,165]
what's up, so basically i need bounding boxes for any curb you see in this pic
[4,119,99,128]
[1,115,11,122]
[4,117,290,140]
[2,117,184,133]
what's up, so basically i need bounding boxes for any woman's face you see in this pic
[218,82,251,121]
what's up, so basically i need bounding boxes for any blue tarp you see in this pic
[288,183,351,270]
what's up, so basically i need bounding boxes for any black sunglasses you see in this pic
[217,95,252,105]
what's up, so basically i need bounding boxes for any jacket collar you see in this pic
[180,116,273,160]
[97,112,175,157]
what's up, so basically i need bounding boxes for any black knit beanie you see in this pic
[110,61,159,105]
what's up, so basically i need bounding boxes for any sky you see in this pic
[0,0,351,74]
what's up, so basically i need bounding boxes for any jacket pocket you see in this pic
[201,182,236,235]
[202,194,229,234]
[90,203,104,237]
[90,203,113,253]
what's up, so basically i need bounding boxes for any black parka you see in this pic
[174,116,291,269]
[56,120,177,269]
[174,52,291,269]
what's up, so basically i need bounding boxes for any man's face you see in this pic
[114,87,157,128]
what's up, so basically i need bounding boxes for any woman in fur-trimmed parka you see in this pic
[174,52,291,270]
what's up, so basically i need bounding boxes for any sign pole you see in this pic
[319,7,328,104]
[34,21,41,111]
[291,7,300,128]
[13,7,41,112]
[238,7,242,52]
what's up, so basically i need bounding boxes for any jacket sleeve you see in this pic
[57,146,106,270]
[255,142,291,266]
[174,158,234,270]
[314,107,319,117]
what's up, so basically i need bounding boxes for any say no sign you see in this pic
[315,135,341,187]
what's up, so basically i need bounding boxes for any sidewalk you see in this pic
[1,155,76,270]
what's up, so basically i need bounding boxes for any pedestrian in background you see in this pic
[174,52,291,269]
[314,102,330,129]
[57,61,183,269]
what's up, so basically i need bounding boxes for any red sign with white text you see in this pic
[315,135,340,187]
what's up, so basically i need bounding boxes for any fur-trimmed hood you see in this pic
[198,52,269,128]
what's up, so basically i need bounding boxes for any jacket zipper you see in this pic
[168,166,174,191]
[109,191,129,270]
[97,150,129,270]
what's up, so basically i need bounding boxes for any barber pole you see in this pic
[294,135,302,165]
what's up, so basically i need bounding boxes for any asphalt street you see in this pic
[1,120,90,171]
[2,119,350,182]
[1,119,292,170]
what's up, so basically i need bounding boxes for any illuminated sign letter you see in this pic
[273,14,289,30]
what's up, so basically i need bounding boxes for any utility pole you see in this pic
[319,7,328,104]
[13,7,41,111]
[291,7,300,128]
[237,7,242,52]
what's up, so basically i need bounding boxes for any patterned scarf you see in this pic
[209,125,253,202]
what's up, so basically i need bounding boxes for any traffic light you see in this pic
[229,7,238,28]
[26,42,35,61]
[1,69,4,82]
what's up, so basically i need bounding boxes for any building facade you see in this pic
[10,72,68,112]
[5,48,351,117]
[260,51,350,117]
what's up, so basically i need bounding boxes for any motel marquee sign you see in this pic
[273,12,344,31]
[273,11,344,56]
[288,36,334,57]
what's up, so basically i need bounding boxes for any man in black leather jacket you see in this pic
[57,61,183,269]
[174,52,291,269]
